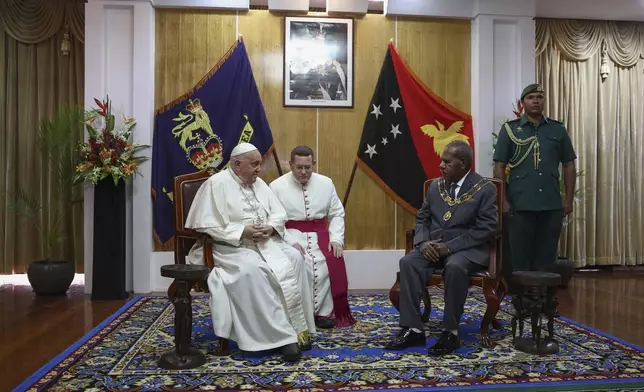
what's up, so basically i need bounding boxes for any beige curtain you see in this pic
[0,0,85,274]
[536,19,644,267]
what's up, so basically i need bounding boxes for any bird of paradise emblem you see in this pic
[421,120,471,157]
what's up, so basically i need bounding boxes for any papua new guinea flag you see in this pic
[151,37,274,248]
[355,42,475,213]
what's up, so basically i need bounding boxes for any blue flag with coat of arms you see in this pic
[151,37,274,249]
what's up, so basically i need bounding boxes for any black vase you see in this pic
[91,178,128,300]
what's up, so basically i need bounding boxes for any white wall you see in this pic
[85,0,642,294]
[471,14,536,176]
[84,0,155,294]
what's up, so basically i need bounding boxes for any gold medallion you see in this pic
[443,211,452,221]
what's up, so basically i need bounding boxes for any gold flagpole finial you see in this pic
[238,33,243,41]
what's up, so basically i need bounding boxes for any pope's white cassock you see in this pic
[270,172,355,326]
[184,167,316,351]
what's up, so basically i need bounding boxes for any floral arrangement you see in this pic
[73,97,149,185]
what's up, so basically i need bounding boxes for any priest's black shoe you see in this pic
[315,316,335,329]
[427,331,460,356]
[281,343,302,361]
[385,328,426,350]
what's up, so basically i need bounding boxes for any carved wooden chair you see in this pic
[389,177,507,348]
[169,168,230,356]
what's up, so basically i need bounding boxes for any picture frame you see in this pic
[283,16,354,108]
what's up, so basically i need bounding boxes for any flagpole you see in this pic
[342,161,358,208]
[272,148,283,176]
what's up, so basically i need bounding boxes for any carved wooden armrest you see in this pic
[203,235,215,270]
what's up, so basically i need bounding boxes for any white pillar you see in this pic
[84,0,155,294]
[471,2,536,176]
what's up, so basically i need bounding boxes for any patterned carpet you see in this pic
[15,290,644,392]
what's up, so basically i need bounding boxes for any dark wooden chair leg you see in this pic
[389,272,401,311]
[490,278,508,330]
[480,279,501,348]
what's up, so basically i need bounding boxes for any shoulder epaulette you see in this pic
[547,117,564,125]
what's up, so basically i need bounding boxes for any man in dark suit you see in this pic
[385,140,498,355]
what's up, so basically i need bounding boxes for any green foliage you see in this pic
[6,105,85,260]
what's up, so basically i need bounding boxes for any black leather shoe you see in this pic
[315,317,335,329]
[385,328,426,350]
[281,343,302,361]
[427,331,460,356]
[300,339,312,351]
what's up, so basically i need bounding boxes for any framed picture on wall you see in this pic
[283,16,354,108]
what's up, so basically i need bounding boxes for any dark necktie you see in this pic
[449,183,457,199]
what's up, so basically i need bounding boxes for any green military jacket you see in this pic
[493,114,576,211]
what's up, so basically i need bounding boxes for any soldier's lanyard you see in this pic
[504,122,540,170]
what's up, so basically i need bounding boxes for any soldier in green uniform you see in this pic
[493,83,577,277]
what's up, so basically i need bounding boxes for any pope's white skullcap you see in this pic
[230,142,258,157]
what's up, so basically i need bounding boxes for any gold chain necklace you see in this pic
[438,177,490,221]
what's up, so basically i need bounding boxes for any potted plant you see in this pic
[7,105,85,295]
[492,100,585,288]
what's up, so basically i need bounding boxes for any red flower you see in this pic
[94,98,108,116]
[513,100,524,117]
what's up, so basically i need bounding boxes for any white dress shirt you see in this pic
[452,170,471,198]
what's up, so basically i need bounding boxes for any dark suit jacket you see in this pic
[412,171,498,266]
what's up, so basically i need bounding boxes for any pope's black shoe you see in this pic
[385,328,426,350]
[281,343,302,361]
[427,331,460,356]
[300,339,313,351]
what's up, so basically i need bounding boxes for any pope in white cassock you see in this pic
[270,145,356,329]
[184,142,316,362]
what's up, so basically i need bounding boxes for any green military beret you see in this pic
[520,83,545,100]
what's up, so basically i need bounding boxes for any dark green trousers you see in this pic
[509,209,564,273]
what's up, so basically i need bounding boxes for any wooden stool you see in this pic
[158,264,210,370]
[510,271,561,355]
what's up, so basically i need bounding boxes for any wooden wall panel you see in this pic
[317,14,396,250]
[154,10,470,250]
[155,10,237,108]
[394,18,471,248]
[238,10,317,184]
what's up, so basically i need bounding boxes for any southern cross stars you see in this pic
[371,104,383,119]
[370,97,402,119]
[365,96,403,159]
[390,97,402,113]
[390,124,401,139]
[365,144,377,158]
